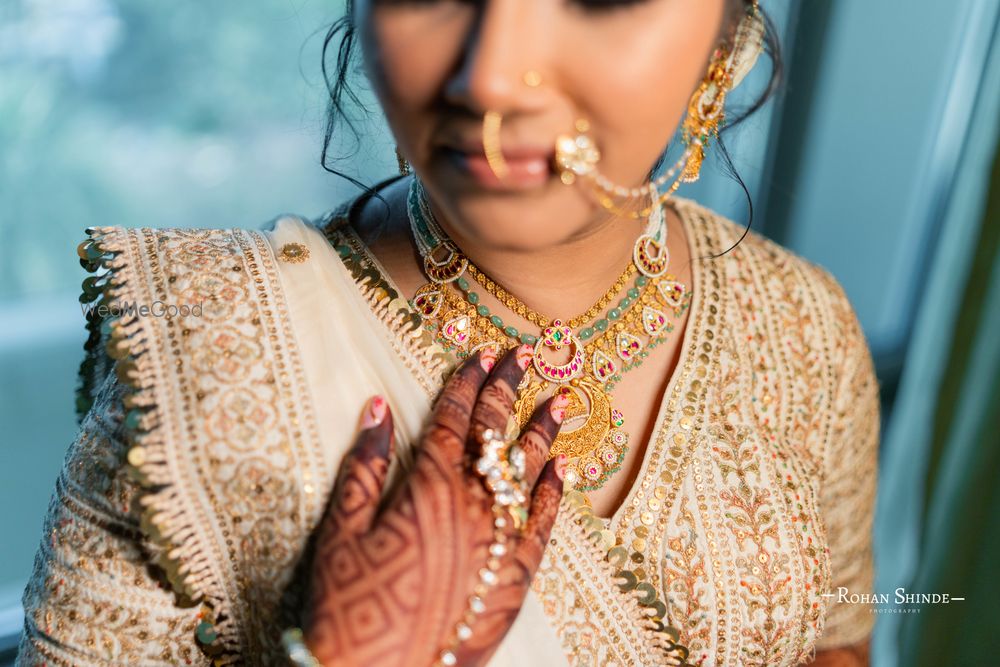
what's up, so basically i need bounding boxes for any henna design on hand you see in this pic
[467,343,532,457]
[304,348,565,667]
[517,394,565,486]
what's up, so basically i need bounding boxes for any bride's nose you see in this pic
[443,1,552,115]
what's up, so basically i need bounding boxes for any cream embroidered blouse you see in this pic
[17,195,879,666]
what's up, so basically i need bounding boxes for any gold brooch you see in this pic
[278,242,309,264]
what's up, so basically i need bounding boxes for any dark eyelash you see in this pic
[573,0,649,8]
[375,0,649,9]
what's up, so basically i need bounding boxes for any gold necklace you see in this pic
[465,260,637,330]
[407,176,691,490]
[420,267,690,490]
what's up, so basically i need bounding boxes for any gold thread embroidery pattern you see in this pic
[662,496,712,661]
[19,372,211,666]
[278,242,310,264]
[726,232,848,663]
[597,200,861,666]
[27,197,876,664]
[72,225,325,663]
[809,268,880,651]
[533,493,691,666]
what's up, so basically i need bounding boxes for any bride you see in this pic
[18,0,879,665]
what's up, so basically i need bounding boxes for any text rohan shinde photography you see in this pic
[828,587,964,605]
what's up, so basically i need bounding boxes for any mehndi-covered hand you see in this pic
[304,345,568,667]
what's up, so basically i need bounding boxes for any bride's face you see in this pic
[354,0,733,251]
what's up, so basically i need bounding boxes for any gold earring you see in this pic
[395,146,411,176]
[552,7,764,217]
[523,70,542,87]
[680,4,764,182]
[679,53,729,183]
[483,110,509,180]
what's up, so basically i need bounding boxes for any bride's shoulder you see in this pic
[677,197,872,392]
[75,193,361,291]
[676,196,853,310]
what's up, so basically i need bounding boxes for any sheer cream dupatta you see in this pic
[266,215,570,666]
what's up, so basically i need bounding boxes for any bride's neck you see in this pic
[434,208,639,323]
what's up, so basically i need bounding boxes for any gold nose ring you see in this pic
[482,73,540,180]
[483,110,509,180]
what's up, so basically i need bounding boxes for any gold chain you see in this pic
[594,179,685,220]
[465,258,637,329]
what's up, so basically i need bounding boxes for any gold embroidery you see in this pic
[24,194,877,666]
[278,242,310,264]
[329,196,867,666]
[663,497,712,661]
[72,225,326,662]
[19,374,211,665]
[322,217,454,395]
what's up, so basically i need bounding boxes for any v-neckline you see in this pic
[330,181,704,524]
[604,197,702,526]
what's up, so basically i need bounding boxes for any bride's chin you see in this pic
[446,206,587,252]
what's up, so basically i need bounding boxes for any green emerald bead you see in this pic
[336,245,351,258]
[519,333,537,345]
[467,292,480,305]
[579,328,594,340]
[595,319,609,332]
[503,325,519,338]
[608,308,622,321]
[619,298,631,309]
[477,305,490,317]
[628,287,640,299]
[456,277,470,291]
[76,395,92,415]
[636,276,648,287]
[196,621,217,645]
[490,315,504,328]
[124,409,142,430]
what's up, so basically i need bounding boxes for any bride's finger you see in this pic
[330,395,394,535]
[515,456,565,574]
[516,391,570,489]
[422,348,497,468]
[467,344,533,459]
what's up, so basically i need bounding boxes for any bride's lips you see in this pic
[437,144,556,191]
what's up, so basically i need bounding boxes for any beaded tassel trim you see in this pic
[76,228,241,661]
[321,210,455,393]
[559,491,696,665]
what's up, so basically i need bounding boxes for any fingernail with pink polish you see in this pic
[360,395,387,429]
[480,347,498,373]
[549,391,571,423]
[515,343,534,371]
[555,454,568,481]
